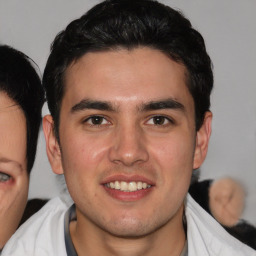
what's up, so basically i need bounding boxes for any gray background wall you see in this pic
[0,0,255,224]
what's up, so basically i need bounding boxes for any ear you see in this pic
[193,111,212,169]
[43,115,64,174]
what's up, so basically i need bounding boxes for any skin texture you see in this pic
[44,47,212,256]
[0,92,28,249]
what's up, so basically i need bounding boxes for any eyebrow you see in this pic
[141,98,185,112]
[0,104,20,112]
[70,98,185,114]
[71,99,115,113]
[0,157,23,170]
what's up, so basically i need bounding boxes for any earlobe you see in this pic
[193,111,212,169]
[43,115,64,175]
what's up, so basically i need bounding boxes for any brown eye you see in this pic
[147,116,173,126]
[152,116,166,125]
[84,116,109,126]
[90,116,104,125]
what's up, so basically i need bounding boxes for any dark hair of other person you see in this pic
[0,45,45,173]
[43,0,213,142]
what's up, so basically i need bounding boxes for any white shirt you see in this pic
[185,195,256,255]
[2,194,255,256]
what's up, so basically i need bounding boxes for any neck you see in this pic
[70,205,186,256]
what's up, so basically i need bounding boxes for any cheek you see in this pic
[0,178,28,248]
[11,179,29,218]
[0,174,28,224]
[63,135,109,167]
[148,133,195,196]
[60,136,108,206]
[149,133,195,169]
[60,133,111,192]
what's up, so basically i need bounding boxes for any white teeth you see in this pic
[115,181,120,189]
[105,181,151,192]
[128,182,137,191]
[120,181,128,191]
[142,182,147,189]
[137,182,142,190]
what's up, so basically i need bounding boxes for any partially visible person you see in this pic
[2,1,255,255]
[190,176,245,227]
[0,45,44,250]
[190,177,256,250]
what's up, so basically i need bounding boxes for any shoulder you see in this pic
[2,197,69,256]
[186,194,256,256]
[19,198,48,226]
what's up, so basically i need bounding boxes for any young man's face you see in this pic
[44,47,211,237]
[0,92,28,248]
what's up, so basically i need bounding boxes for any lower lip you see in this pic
[103,185,154,201]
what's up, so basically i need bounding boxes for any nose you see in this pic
[108,123,149,166]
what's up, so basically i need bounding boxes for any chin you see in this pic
[99,215,166,238]
[106,225,151,238]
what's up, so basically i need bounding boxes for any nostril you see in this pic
[108,126,149,165]
[109,144,149,166]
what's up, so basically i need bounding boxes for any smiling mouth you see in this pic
[105,181,152,192]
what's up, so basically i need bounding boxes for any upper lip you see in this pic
[101,174,155,186]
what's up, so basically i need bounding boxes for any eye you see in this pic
[84,115,110,126]
[0,172,11,183]
[146,116,173,126]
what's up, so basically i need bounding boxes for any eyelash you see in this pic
[146,115,175,126]
[82,115,174,127]
[0,172,11,183]
[83,115,110,126]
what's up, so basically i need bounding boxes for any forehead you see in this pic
[0,91,17,109]
[0,91,23,119]
[63,47,193,110]
[0,92,27,167]
[0,91,26,133]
